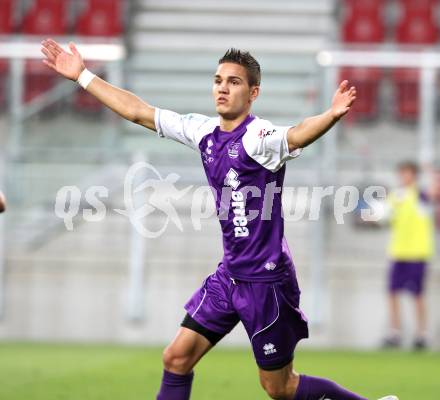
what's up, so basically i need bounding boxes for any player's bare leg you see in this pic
[259,362,299,399]
[414,295,427,349]
[383,293,402,348]
[389,293,401,332]
[163,327,213,374]
[157,327,213,400]
[259,362,369,400]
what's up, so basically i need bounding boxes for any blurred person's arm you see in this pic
[40,39,155,130]
[0,192,6,213]
[377,194,393,226]
[287,80,356,151]
[419,163,440,203]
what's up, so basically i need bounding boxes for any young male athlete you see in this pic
[383,162,433,350]
[41,39,398,400]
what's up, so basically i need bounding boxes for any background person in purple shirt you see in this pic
[41,39,398,400]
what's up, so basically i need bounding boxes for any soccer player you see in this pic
[41,39,398,400]
[383,161,434,350]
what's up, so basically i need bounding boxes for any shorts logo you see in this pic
[263,343,277,356]
[228,142,241,159]
[264,262,276,271]
[258,128,277,139]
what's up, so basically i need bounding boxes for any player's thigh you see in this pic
[236,271,308,371]
[184,265,240,337]
[163,326,213,373]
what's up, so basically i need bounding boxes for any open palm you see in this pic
[41,39,85,81]
[332,80,357,119]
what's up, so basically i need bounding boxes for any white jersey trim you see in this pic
[242,117,302,172]
[251,285,280,342]
[191,288,207,318]
[154,108,219,152]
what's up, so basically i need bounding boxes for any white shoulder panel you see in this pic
[154,108,219,152]
[242,117,302,173]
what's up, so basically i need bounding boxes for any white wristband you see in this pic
[77,69,96,89]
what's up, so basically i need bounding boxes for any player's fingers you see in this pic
[41,45,57,61]
[42,59,57,71]
[44,41,61,57]
[47,38,63,54]
[339,80,349,92]
[69,42,80,56]
[41,47,56,63]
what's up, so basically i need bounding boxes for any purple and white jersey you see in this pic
[155,108,302,282]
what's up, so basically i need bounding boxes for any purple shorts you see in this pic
[184,263,309,370]
[388,260,427,296]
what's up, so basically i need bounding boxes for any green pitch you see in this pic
[0,343,438,399]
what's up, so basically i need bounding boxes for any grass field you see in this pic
[0,343,438,399]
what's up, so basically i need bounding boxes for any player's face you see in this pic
[398,167,417,187]
[213,63,259,120]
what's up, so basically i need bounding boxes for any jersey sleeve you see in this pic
[154,108,214,152]
[242,118,302,172]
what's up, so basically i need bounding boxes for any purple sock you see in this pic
[294,375,367,400]
[156,370,194,400]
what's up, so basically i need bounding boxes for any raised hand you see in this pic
[331,80,357,119]
[0,191,6,213]
[41,39,85,81]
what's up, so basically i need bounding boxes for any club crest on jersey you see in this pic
[263,343,277,356]
[258,128,277,139]
[228,141,241,159]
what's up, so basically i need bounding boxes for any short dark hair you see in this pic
[398,160,419,175]
[218,48,261,87]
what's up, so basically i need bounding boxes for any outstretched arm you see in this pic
[287,80,356,151]
[41,39,155,130]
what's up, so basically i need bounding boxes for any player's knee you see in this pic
[162,345,193,375]
[260,371,299,400]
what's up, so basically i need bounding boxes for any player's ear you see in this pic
[250,85,260,101]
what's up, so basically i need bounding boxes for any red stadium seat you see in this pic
[392,68,420,121]
[21,0,67,35]
[393,0,439,121]
[0,61,8,111]
[0,0,14,109]
[75,0,122,37]
[341,0,385,121]
[21,0,68,103]
[395,0,438,44]
[74,0,123,112]
[0,0,14,34]
[341,67,383,122]
[342,0,385,43]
